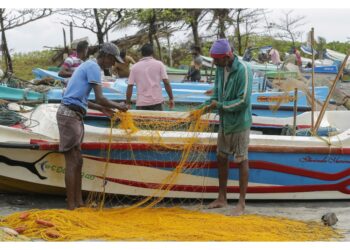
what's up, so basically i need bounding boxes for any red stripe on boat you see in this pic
[86,156,350,181]
[96,176,350,194]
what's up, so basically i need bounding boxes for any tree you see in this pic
[231,8,265,55]
[114,9,182,61]
[207,9,233,39]
[181,9,208,48]
[316,36,327,59]
[60,9,125,45]
[0,8,53,76]
[272,10,307,46]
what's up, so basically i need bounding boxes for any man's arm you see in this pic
[111,63,119,76]
[196,68,219,111]
[126,84,134,107]
[91,84,128,112]
[128,56,136,64]
[58,58,74,78]
[216,68,251,113]
[163,79,174,109]
[58,66,73,78]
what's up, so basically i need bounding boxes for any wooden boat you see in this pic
[323,49,350,82]
[301,65,339,82]
[0,85,44,101]
[1,104,349,199]
[0,81,330,117]
[166,60,279,82]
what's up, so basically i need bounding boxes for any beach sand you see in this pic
[1,193,349,241]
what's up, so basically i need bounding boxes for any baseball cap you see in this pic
[100,42,124,63]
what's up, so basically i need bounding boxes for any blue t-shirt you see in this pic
[62,60,101,110]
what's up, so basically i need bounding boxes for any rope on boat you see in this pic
[0,103,39,128]
[0,105,26,126]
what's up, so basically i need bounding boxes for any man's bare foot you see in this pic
[67,204,76,210]
[76,202,86,208]
[207,199,228,209]
[230,203,245,216]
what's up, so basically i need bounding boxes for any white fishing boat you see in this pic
[1,104,350,200]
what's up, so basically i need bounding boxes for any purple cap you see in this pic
[210,39,232,58]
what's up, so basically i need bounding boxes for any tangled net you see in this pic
[0,207,342,241]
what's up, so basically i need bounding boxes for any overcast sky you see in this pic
[3,8,350,53]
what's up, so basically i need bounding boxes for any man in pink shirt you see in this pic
[126,44,174,110]
[269,48,281,65]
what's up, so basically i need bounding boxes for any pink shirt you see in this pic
[128,57,168,106]
[62,52,84,72]
[269,49,281,65]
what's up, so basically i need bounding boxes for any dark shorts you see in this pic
[56,104,84,152]
[136,103,163,111]
[217,129,250,163]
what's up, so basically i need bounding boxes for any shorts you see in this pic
[136,103,163,111]
[217,129,250,163]
[56,104,84,152]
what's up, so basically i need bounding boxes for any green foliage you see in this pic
[1,50,57,81]
[326,41,350,54]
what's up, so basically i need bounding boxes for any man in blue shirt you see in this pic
[56,42,128,210]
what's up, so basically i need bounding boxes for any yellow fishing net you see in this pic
[0,207,342,241]
[0,107,342,241]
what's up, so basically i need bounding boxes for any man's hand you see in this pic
[116,102,128,112]
[204,89,214,96]
[208,100,217,110]
[168,99,175,110]
[126,101,132,110]
[100,107,115,117]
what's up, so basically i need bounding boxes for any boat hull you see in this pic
[1,138,350,200]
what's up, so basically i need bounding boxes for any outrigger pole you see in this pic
[312,50,350,135]
[311,28,315,130]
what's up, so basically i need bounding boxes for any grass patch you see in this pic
[1,50,57,81]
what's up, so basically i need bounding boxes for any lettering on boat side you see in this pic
[257,95,295,103]
[300,156,350,164]
[44,163,95,180]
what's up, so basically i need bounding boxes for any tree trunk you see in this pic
[105,23,109,42]
[69,22,73,44]
[148,11,157,46]
[166,32,172,66]
[218,10,227,39]
[94,9,104,45]
[235,11,242,55]
[0,9,13,74]
[218,18,226,38]
[154,34,162,61]
[191,20,200,48]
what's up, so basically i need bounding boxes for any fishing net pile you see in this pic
[0,108,343,241]
[0,207,341,241]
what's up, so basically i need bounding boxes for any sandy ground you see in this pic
[0,193,349,241]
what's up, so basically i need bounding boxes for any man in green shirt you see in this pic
[201,39,253,215]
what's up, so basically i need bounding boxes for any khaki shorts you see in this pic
[56,104,84,152]
[217,129,250,163]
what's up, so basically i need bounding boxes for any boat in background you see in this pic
[301,65,339,82]
[0,85,44,101]
[324,49,350,82]
[1,78,331,117]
